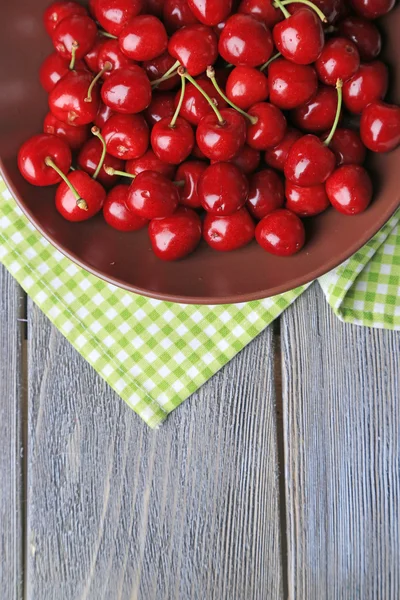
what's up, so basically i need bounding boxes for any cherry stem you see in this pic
[274,0,328,22]
[206,66,257,125]
[183,71,225,125]
[173,180,185,187]
[98,30,118,39]
[44,157,88,211]
[91,126,107,180]
[151,60,181,88]
[260,51,281,72]
[324,78,343,146]
[85,62,112,103]
[104,167,136,179]
[69,41,79,71]
[170,68,186,128]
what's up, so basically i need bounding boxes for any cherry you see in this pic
[285,134,336,185]
[151,117,195,164]
[198,162,249,215]
[98,39,134,77]
[196,108,247,161]
[203,207,255,251]
[175,161,207,208]
[238,0,283,29]
[343,61,388,114]
[39,52,85,93]
[126,171,179,219]
[360,101,400,153]
[84,35,108,73]
[176,79,227,126]
[143,52,180,91]
[350,0,395,19]
[226,66,268,110]
[264,128,302,171]
[52,14,97,62]
[229,145,260,174]
[301,0,343,23]
[273,7,325,65]
[126,149,176,179]
[103,113,149,160]
[144,92,176,126]
[77,133,124,188]
[56,170,106,221]
[316,38,360,86]
[338,16,381,61]
[91,0,143,36]
[256,209,305,256]
[168,25,218,76]
[325,165,372,215]
[163,0,200,33]
[291,85,338,133]
[268,59,318,110]
[101,66,152,114]
[149,207,202,260]
[49,70,100,126]
[192,142,208,160]
[94,102,115,128]
[119,15,168,61]
[43,112,90,151]
[246,170,284,220]
[189,0,233,25]
[18,134,72,186]
[43,1,88,35]
[219,14,274,67]
[321,128,366,165]
[103,185,148,231]
[285,181,330,216]
[246,102,287,150]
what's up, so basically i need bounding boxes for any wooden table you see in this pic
[1,264,400,600]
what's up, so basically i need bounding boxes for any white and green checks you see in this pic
[1,177,399,427]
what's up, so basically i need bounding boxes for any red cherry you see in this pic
[94,102,115,128]
[360,101,400,153]
[294,0,343,24]
[268,59,318,109]
[264,127,302,171]
[101,67,152,114]
[173,79,226,126]
[246,102,287,150]
[98,39,134,78]
[142,52,180,91]
[126,149,176,179]
[229,145,260,174]
[226,66,268,110]
[126,170,179,219]
[175,161,207,208]
[219,14,274,67]
[338,16,381,61]
[198,162,249,215]
[91,0,143,36]
[188,0,232,25]
[256,209,305,256]
[321,128,366,165]
[52,15,97,62]
[168,25,218,77]
[149,207,202,260]
[56,170,106,221]
[285,181,330,216]
[43,112,90,151]
[325,165,372,215]
[84,35,108,73]
[151,116,195,164]
[273,8,324,65]
[291,86,338,133]
[144,92,176,126]
[77,137,124,188]
[103,185,148,231]
[285,134,336,186]
[238,0,283,29]
[192,141,208,159]
[163,0,200,32]
[203,207,255,251]
[143,0,164,17]
[246,169,284,220]
[196,108,247,161]
[43,1,88,35]
[39,52,86,92]
[18,134,72,186]
[119,15,168,62]
[343,61,388,114]
[49,70,100,126]
[316,38,360,86]
[350,0,395,19]
[102,114,149,160]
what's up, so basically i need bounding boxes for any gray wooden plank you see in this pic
[26,299,283,600]
[281,283,400,600]
[0,265,25,599]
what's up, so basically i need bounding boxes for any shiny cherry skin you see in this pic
[187,0,232,26]
[343,61,388,114]
[84,35,108,72]
[325,165,372,215]
[338,16,381,61]
[226,66,268,110]
[43,1,87,35]
[119,15,168,62]
[77,138,124,188]
[246,169,284,220]
[98,39,134,78]
[203,207,255,251]
[219,14,273,67]
[360,101,400,153]
[43,112,90,151]
[52,14,97,61]
[39,52,86,92]
[151,117,194,164]
[273,8,324,65]
[229,145,260,175]
[196,108,247,161]
[291,86,338,133]
[144,92,175,127]
[350,0,395,19]
[256,209,305,256]
[316,38,360,86]
[149,207,202,260]
[94,102,115,128]
[126,170,179,219]
[264,128,302,171]
[285,181,329,216]
[247,103,287,150]
[103,114,149,160]
[175,79,227,126]
[142,52,180,91]
[168,25,218,77]
[126,149,176,179]
[198,162,249,216]
[268,59,318,110]
[163,0,200,33]
[238,0,283,29]
[287,0,344,23]
[103,185,148,231]
[284,134,336,186]
[49,70,100,126]
[56,170,106,222]
[18,134,72,187]
[175,161,207,208]
[101,67,151,114]
[91,0,143,36]
[321,128,366,165]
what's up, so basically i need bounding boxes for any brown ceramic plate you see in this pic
[0,1,399,304]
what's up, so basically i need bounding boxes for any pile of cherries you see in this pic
[18,0,400,260]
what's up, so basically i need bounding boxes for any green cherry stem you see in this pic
[260,51,282,72]
[170,67,186,128]
[44,157,88,211]
[98,30,118,39]
[274,0,328,22]
[90,126,107,180]
[273,0,291,18]
[183,71,225,125]
[206,66,257,125]
[151,59,181,88]
[85,62,112,103]
[104,167,136,179]
[69,41,79,71]
[324,78,343,146]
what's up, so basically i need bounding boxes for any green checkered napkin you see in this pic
[1,177,399,427]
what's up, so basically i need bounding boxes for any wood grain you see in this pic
[0,266,25,599]
[26,300,283,600]
[281,283,400,600]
